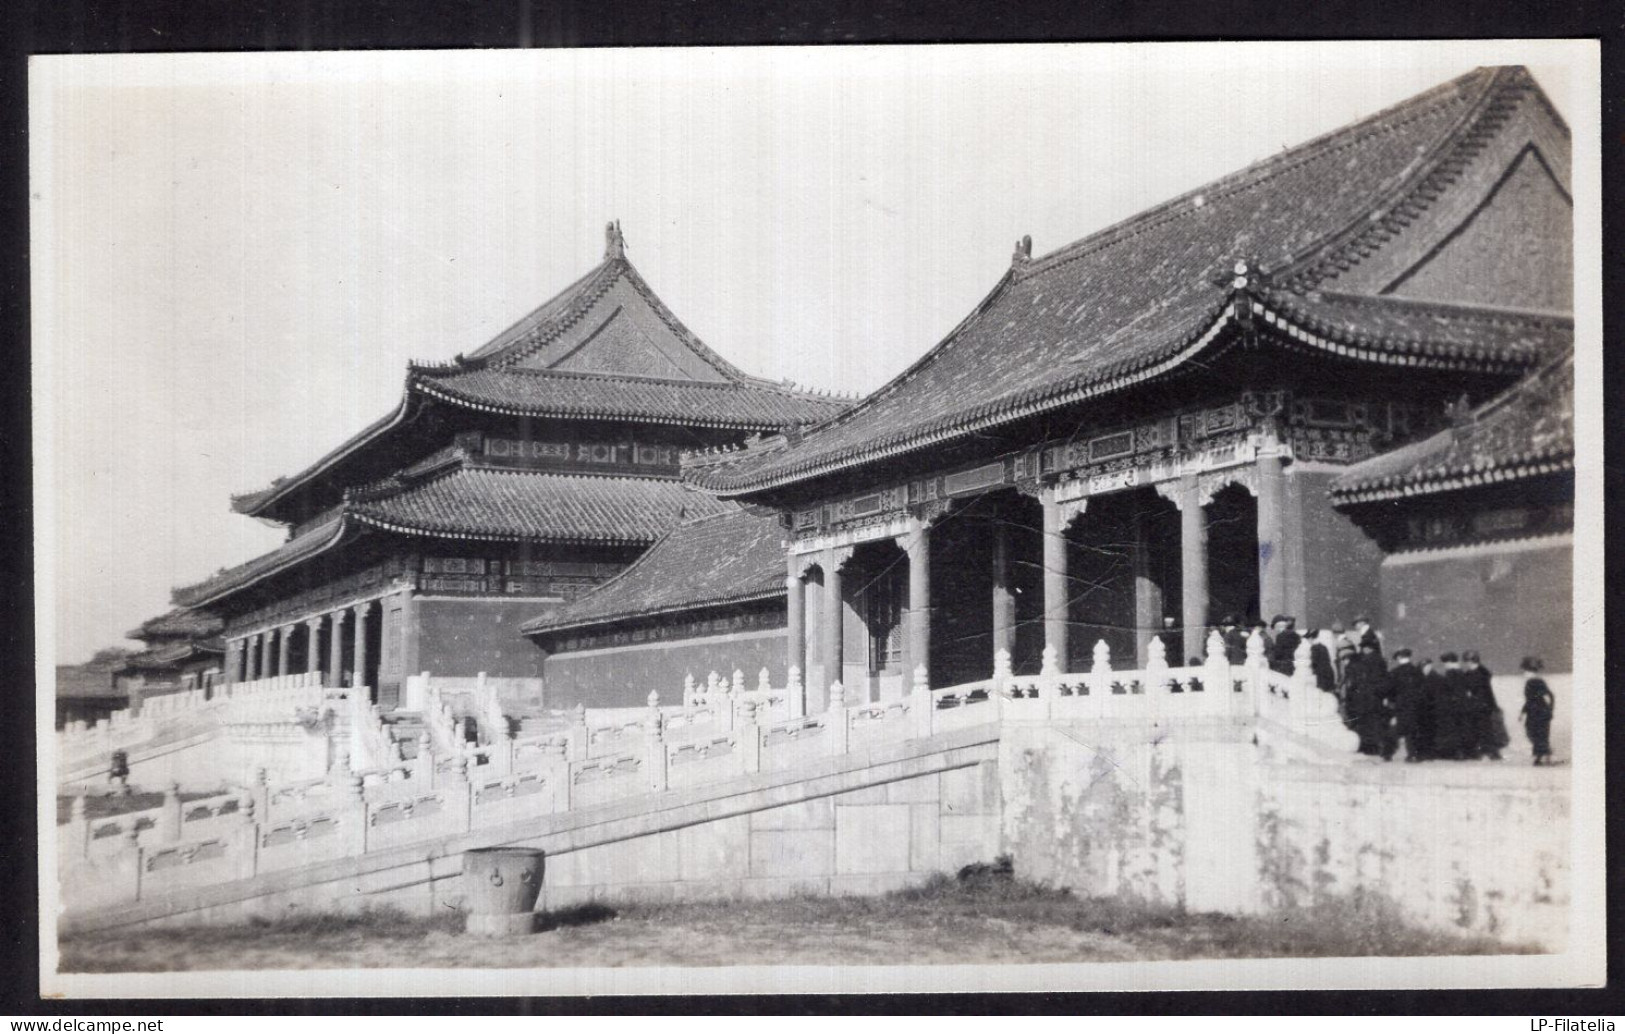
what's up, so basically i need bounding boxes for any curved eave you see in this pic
[1329,454,1573,506]
[522,586,786,639]
[409,373,828,433]
[232,387,417,520]
[1252,295,1559,372]
[173,519,357,610]
[703,287,1538,498]
[345,508,658,549]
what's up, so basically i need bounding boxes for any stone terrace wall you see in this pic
[1258,759,1569,950]
[1001,718,1570,951]
[538,759,999,908]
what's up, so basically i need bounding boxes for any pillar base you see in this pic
[465,911,539,937]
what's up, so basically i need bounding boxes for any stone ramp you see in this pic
[60,721,1001,934]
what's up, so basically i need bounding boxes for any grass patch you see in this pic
[58,873,1540,973]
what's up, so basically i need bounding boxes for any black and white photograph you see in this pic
[32,39,1603,998]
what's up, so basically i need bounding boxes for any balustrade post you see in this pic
[569,704,588,761]
[1204,630,1232,706]
[1089,639,1113,696]
[237,791,260,881]
[343,772,368,855]
[68,794,88,859]
[910,666,933,739]
[125,826,144,903]
[993,648,1013,692]
[786,666,803,723]
[417,733,434,789]
[1146,635,1169,690]
[1244,629,1269,705]
[738,698,761,775]
[1291,638,1316,724]
[682,673,696,710]
[160,782,183,843]
[254,767,271,824]
[644,690,669,791]
[826,682,848,757]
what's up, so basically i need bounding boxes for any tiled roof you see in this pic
[699,66,1571,495]
[1255,290,1570,366]
[235,246,847,522]
[411,365,845,430]
[181,461,732,607]
[347,465,730,545]
[522,506,786,636]
[119,640,225,673]
[125,607,225,643]
[174,515,352,608]
[1330,349,1573,504]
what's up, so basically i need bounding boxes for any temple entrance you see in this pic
[845,539,908,702]
[1062,487,1182,668]
[926,489,1044,688]
[1206,482,1261,629]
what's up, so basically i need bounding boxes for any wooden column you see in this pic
[351,602,370,701]
[991,519,1015,666]
[823,548,844,706]
[904,519,931,687]
[1180,474,1209,664]
[246,634,262,681]
[327,610,347,688]
[1257,442,1288,624]
[278,625,293,677]
[1132,505,1163,665]
[305,618,323,676]
[1042,494,1069,671]
[785,565,805,700]
[223,640,239,685]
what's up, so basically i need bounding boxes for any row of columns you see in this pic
[786,447,1289,697]
[227,599,376,690]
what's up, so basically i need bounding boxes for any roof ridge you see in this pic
[1020,67,1498,283]
[1295,289,1574,327]
[472,258,622,367]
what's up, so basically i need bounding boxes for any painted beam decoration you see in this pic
[551,607,786,654]
[789,390,1445,546]
[481,436,681,475]
[420,557,621,598]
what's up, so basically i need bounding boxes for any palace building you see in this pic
[690,65,1574,709]
[1330,348,1573,673]
[522,505,792,709]
[172,223,846,709]
[112,608,225,704]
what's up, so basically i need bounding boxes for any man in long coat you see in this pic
[1344,640,1391,756]
[1459,650,1506,760]
[1432,652,1469,759]
[1386,648,1429,761]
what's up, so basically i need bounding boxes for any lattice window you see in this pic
[865,563,906,675]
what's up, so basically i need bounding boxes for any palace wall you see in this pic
[1289,468,1386,631]
[1377,536,1572,677]
[413,598,550,682]
[544,628,788,710]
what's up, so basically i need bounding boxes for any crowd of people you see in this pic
[1208,614,1557,766]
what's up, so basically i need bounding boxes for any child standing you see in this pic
[1518,656,1556,766]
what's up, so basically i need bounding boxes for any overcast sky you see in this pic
[33,41,1585,664]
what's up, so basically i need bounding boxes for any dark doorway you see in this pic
[1206,483,1262,629]
[1063,487,1182,668]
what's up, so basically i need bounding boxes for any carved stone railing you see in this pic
[58,631,1354,914]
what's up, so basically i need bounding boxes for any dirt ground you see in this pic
[59,877,1535,972]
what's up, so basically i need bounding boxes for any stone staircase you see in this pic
[382,711,426,761]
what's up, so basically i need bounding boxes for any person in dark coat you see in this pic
[1353,616,1383,653]
[1460,650,1507,760]
[1344,640,1391,756]
[1219,615,1248,665]
[1432,652,1470,759]
[1269,615,1300,676]
[1518,656,1556,765]
[1306,628,1337,694]
[1386,649,1429,762]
